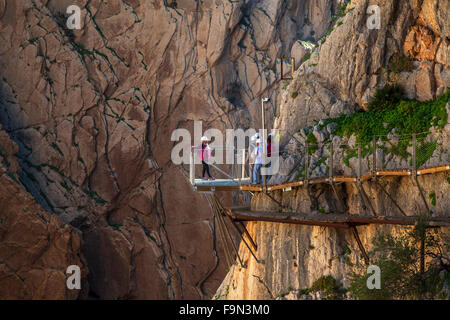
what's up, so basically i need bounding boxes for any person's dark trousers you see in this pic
[202,161,212,177]
[252,163,262,184]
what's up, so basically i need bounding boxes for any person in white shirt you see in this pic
[251,139,263,184]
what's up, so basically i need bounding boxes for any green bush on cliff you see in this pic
[309,275,346,299]
[323,88,449,145]
[368,85,403,112]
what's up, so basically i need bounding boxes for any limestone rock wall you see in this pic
[0,0,339,299]
[275,0,449,146]
[0,125,88,299]
[215,0,449,300]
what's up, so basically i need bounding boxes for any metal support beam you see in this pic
[238,221,258,251]
[375,180,407,216]
[331,183,346,213]
[227,216,259,262]
[350,225,370,265]
[359,183,377,216]
[263,191,283,208]
[215,199,245,268]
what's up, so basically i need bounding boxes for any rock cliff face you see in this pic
[0,0,344,299]
[0,125,88,299]
[0,0,448,300]
[275,0,449,146]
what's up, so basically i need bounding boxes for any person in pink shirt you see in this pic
[194,136,215,180]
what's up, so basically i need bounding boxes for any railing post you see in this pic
[412,133,417,177]
[372,135,377,181]
[329,141,334,183]
[241,149,245,180]
[358,143,362,183]
[305,143,309,184]
[190,150,195,185]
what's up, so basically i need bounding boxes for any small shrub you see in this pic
[387,54,414,74]
[298,288,310,295]
[348,221,449,299]
[303,52,311,62]
[368,85,403,112]
[291,91,298,99]
[428,191,436,206]
[110,223,122,231]
[310,275,345,300]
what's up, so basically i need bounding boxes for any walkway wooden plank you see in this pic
[228,209,450,227]
[333,176,357,182]
[193,164,450,193]
[308,177,329,184]
[267,180,304,191]
[240,185,263,192]
[417,165,450,175]
[376,169,412,176]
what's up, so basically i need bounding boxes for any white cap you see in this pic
[201,136,209,142]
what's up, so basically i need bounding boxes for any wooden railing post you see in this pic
[241,149,246,180]
[358,143,362,183]
[372,135,377,181]
[305,143,309,184]
[329,141,334,182]
[412,133,417,177]
[190,150,195,185]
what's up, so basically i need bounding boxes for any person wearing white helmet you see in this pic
[251,138,263,184]
[248,133,261,180]
[193,136,215,180]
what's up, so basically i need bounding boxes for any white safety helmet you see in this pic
[201,136,209,142]
[256,139,262,144]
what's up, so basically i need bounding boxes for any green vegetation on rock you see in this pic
[310,275,346,300]
[348,219,449,299]
[323,87,449,145]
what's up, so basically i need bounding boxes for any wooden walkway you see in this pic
[199,164,450,266]
[227,207,450,228]
[240,164,450,192]
[192,164,449,192]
